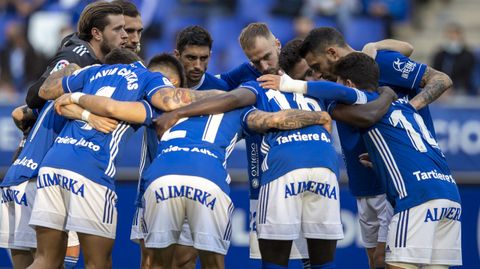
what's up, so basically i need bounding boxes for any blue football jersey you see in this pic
[1,101,66,187]
[220,62,263,199]
[193,72,230,91]
[40,62,172,190]
[331,50,429,197]
[220,62,261,90]
[142,107,251,194]
[241,81,338,185]
[363,98,460,213]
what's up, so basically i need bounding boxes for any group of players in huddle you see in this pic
[0,1,462,269]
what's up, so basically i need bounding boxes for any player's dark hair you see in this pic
[77,1,124,42]
[111,0,140,17]
[176,25,213,53]
[105,48,142,64]
[148,53,187,87]
[239,22,274,50]
[279,39,304,75]
[332,52,379,91]
[300,27,347,57]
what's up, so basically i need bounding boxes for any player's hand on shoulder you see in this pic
[154,111,180,139]
[317,111,333,134]
[257,74,281,90]
[378,86,398,101]
[88,114,118,134]
[358,153,373,168]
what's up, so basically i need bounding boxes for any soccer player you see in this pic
[175,25,229,91]
[279,39,319,81]
[25,1,128,110]
[113,0,143,53]
[288,27,450,269]
[331,52,460,269]
[129,53,187,269]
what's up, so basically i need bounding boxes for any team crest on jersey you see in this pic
[50,59,70,74]
[393,58,417,79]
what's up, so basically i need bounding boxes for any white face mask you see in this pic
[444,40,463,54]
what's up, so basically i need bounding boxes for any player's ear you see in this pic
[345,79,355,88]
[326,47,339,60]
[274,38,281,52]
[91,27,102,41]
[173,49,180,58]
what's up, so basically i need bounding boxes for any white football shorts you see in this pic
[385,199,462,266]
[143,175,233,255]
[356,193,393,248]
[30,167,117,239]
[256,167,344,241]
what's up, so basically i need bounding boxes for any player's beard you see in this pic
[100,39,116,57]
[262,66,281,75]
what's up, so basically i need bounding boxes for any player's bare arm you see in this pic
[362,39,414,58]
[247,109,332,134]
[155,88,257,137]
[409,66,452,110]
[55,93,147,124]
[11,105,37,133]
[38,63,81,100]
[150,87,225,112]
[332,86,398,128]
[55,101,118,134]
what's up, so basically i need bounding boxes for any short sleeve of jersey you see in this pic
[143,73,174,102]
[376,50,427,90]
[240,106,258,136]
[239,80,261,97]
[62,65,99,93]
[140,100,155,126]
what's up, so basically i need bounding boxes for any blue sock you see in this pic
[311,261,335,269]
[261,261,288,269]
[64,255,79,269]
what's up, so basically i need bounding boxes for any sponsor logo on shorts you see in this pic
[13,156,38,170]
[154,185,217,210]
[37,172,85,198]
[424,206,461,222]
[284,180,337,200]
[1,188,28,206]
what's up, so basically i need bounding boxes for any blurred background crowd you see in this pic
[0,0,479,105]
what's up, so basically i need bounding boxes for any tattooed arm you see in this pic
[409,66,452,110]
[39,63,81,100]
[247,109,332,134]
[150,87,225,112]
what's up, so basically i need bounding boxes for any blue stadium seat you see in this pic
[314,16,337,28]
[262,16,295,44]
[237,0,275,21]
[206,16,245,52]
[162,15,205,43]
[343,17,386,50]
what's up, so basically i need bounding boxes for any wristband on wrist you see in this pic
[279,74,307,93]
[81,110,91,122]
[71,92,85,104]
